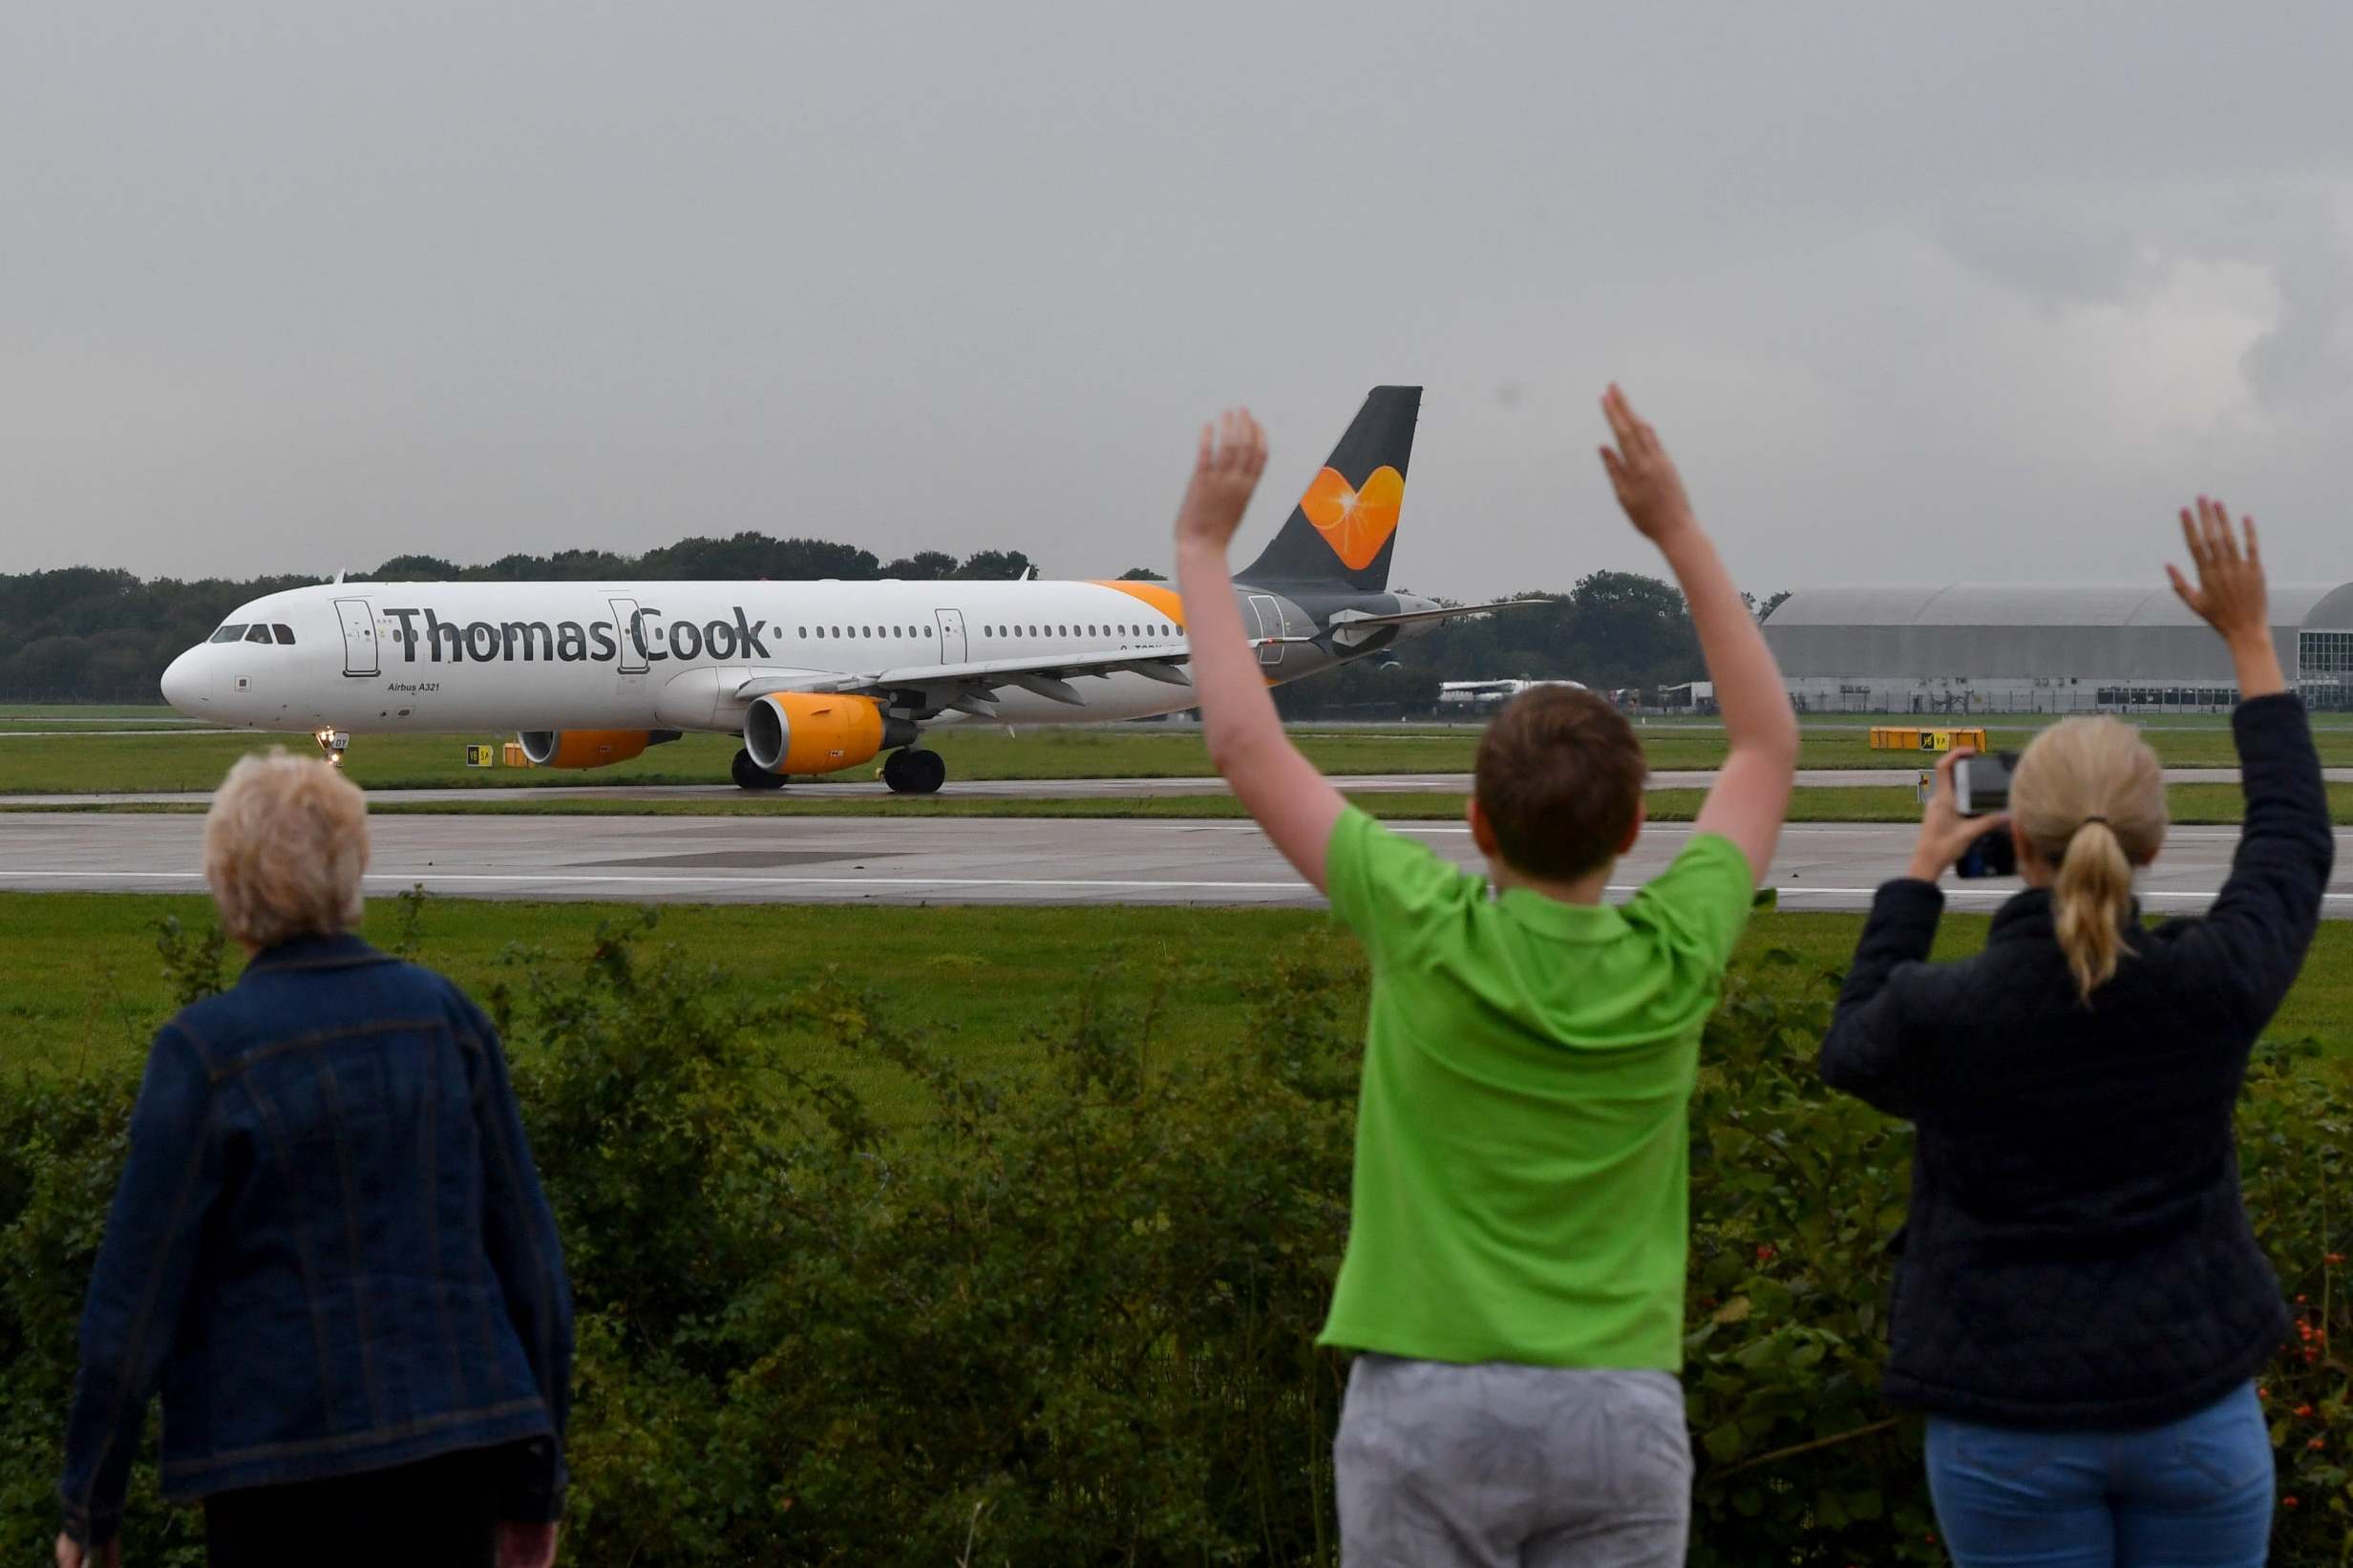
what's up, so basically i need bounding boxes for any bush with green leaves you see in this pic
[3,915,2347,1563]
[0,928,215,1567]
[1681,950,1939,1562]
[1679,950,2353,1565]
[2239,1036,2353,1545]
[491,921,1361,1562]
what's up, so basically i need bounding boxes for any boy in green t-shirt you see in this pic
[1173,388,1798,1565]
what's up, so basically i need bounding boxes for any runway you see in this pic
[5,810,2349,915]
[5,765,2340,810]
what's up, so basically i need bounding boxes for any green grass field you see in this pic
[5,896,2345,1113]
[0,704,205,721]
[7,782,2349,824]
[4,709,2352,794]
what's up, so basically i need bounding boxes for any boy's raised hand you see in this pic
[1598,385,1696,543]
[1602,380,1799,885]
[1173,409,1269,552]
[1172,405,1345,892]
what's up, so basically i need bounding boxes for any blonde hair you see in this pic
[2008,717,2165,1003]
[203,750,370,949]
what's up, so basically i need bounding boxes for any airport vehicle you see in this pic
[159,388,1534,793]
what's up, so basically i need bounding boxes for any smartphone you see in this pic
[1951,752,2016,817]
[1955,826,2017,879]
[1950,750,2019,879]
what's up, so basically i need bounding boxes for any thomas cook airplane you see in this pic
[160,387,1530,794]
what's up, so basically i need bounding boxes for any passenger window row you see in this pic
[787,622,1182,642]
[795,625,939,639]
[971,623,1179,639]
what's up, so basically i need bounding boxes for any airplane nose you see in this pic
[159,649,201,714]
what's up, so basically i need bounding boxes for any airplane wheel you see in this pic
[731,749,787,791]
[882,748,945,795]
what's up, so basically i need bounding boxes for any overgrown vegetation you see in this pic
[2,912,2345,1562]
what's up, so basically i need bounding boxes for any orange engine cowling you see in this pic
[743,692,911,776]
[517,729,676,769]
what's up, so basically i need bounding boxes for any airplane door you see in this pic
[1248,595,1284,666]
[935,607,967,663]
[610,597,648,674]
[334,597,378,677]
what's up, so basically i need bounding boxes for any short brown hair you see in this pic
[1473,686,1647,880]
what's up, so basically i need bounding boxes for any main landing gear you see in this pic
[880,747,946,795]
[731,748,789,791]
[730,743,944,795]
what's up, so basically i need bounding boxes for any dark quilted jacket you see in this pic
[1817,693,2333,1430]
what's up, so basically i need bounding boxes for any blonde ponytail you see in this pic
[2052,817,2133,1001]
[2010,716,2167,1006]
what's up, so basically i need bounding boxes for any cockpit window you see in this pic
[210,625,248,644]
[244,625,273,644]
[272,624,296,645]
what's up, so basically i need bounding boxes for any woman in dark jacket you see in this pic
[1818,500,2333,1565]
[55,752,573,1568]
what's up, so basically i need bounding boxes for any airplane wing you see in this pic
[1313,599,1554,647]
[733,645,1197,716]
[729,599,1548,715]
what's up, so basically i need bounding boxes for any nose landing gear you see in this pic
[313,728,351,767]
[880,747,946,795]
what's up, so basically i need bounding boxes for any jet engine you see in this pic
[517,729,681,769]
[743,693,916,776]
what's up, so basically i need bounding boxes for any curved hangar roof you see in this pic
[1763,583,2353,680]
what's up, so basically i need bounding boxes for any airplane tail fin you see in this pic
[1238,385,1420,592]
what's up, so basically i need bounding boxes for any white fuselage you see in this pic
[160,578,1311,735]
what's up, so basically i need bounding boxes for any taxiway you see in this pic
[4,811,2347,915]
[4,765,2340,810]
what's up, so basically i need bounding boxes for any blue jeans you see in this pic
[1925,1383,2274,1567]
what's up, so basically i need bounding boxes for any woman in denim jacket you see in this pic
[55,752,572,1568]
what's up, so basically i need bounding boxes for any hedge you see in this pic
[2,911,2345,1563]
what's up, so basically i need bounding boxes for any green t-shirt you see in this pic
[1318,808,1757,1370]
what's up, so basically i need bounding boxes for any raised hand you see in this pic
[2166,497,2269,647]
[1906,747,2008,884]
[1598,384,1697,542]
[1173,409,1269,553]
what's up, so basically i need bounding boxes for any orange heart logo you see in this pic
[1298,465,1404,571]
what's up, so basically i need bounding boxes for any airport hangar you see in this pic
[1759,582,2353,715]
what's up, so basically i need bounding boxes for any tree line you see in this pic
[1274,578,1791,719]
[0,530,1778,707]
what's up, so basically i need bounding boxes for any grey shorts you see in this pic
[1334,1354,1693,1568]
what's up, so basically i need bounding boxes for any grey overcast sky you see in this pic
[5,2,2349,599]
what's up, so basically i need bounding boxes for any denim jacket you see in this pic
[60,935,573,1546]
